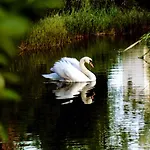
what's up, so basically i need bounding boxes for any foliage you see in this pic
[0,0,62,142]
[24,14,70,50]
[63,0,150,10]
[66,6,150,34]
[141,32,150,41]
[23,6,150,51]
[141,32,150,47]
[0,6,28,101]
[0,0,63,101]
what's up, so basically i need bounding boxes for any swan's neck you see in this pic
[79,60,96,81]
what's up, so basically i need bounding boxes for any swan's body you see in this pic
[42,57,96,82]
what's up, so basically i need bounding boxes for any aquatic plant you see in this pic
[65,6,150,35]
[23,6,150,51]
[141,32,150,48]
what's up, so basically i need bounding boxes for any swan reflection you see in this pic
[53,81,96,104]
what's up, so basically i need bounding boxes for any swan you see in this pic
[42,56,96,82]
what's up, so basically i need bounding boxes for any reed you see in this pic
[65,6,150,35]
[24,15,71,51]
[22,6,150,51]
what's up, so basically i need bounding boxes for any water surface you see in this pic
[0,36,150,150]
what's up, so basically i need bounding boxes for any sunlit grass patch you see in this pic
[24,14,71,51]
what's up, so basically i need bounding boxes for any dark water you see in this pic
[1,36,150,150]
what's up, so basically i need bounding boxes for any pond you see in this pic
[0,36,150,149]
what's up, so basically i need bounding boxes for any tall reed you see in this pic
[24,15,70,51]
[22,6,150,51]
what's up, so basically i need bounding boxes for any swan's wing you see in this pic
[51,57,80,72]
[61,57,80,70]
[52,61,70,80]
[42,73,62,80]
[52,60,90,82]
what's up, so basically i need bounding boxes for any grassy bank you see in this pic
[20,6,150,51]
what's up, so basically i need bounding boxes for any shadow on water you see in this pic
[0,36,150,149]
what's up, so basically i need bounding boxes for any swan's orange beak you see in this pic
[89,61,94,68]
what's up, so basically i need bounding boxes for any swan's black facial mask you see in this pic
[89,60,94,68]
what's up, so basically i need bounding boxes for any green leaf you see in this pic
[0,74,5,89]
[0,9,30,57]
[0,123,8,142]
[0,88,21,101]
[0,14,29,38]
[0,37,16,57]
[0,54,9,66]
[2,72,20,84]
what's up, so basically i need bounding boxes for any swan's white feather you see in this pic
[42,73,61,80]
[52,60,90,82]
[60,57,80,70]
[51,57,80,72]
[43,57,96,82]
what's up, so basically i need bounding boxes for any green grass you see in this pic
[65,7,150,35]
[23,15,70,51]
[22,6,150,51]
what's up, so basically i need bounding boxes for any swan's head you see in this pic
[81,57,94,68]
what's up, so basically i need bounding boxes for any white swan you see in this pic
[42,57,96,82]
